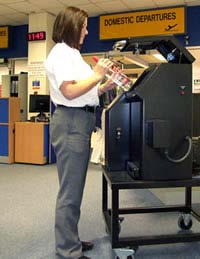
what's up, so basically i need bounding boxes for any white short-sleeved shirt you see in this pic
[45,42,99,107]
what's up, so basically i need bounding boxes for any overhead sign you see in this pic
[100,6,185,40]
[0,26,11,48]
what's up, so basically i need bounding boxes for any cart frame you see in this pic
[102,167,200,250]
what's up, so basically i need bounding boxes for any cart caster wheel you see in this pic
[178,213,193,230]
[114,246,136,259]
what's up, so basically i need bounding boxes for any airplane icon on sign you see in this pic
[165,24,178,31]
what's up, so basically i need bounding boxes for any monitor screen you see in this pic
[29,94,50,114]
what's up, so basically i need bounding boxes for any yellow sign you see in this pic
[0,26,9,48]
[100,7,185,40]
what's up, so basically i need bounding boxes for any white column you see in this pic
[27,12,55,118]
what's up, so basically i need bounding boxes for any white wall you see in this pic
[0,58,28,84]
[15,59,28,74]
[187,48,200,93]
[0,65,9,84]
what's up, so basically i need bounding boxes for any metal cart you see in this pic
[102,167,200,259]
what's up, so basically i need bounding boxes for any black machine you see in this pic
[105,35,195,180]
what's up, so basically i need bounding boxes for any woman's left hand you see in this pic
[98,78,117,95]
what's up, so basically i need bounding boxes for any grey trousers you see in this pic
[50,106,95,259]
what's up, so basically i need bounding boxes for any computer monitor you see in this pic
[29,94,50,119]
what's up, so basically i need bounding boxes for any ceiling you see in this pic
[0,0,200,26]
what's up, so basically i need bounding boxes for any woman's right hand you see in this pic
[93,58,113,81]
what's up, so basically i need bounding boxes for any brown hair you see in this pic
[52,6,88,49]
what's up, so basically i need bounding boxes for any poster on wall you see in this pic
[28,61,46,77]
[28,60,46,90]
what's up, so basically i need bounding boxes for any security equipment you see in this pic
[104,36,195,180]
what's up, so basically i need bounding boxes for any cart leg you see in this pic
[185,186,192,210]
[113,248,135,259]
[112,186,120,246]
[102,173,108,212]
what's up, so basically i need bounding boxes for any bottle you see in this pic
[92,56,132,92]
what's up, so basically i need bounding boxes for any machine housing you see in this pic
[104,36,195,180]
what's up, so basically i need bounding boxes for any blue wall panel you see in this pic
[0,99,9,123]
[43,124,49,157]
[187,6,200,46]
[81,16,116,53]
[0,25,28,58]
[0,125,8,156]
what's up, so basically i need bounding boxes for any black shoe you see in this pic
[81,241,94,252]
[78,256,91,259]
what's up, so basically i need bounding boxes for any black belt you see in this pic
[57,105,97,113]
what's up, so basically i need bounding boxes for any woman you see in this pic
[45,6,116,259]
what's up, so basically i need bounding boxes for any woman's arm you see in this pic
[60,58,113,100]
